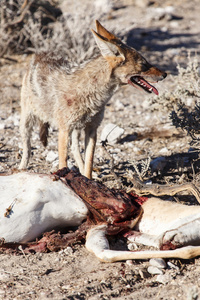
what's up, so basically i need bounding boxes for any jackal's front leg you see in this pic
[84,126,97,179]
[58,129,69,169]
[71,129,84,174]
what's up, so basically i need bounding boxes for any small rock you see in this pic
[150,156,167,173]
[167,261,179,270]
[6,114,20,126]
[51,159,59,170]
[100,123,124,144]
[156,273,173,284]
[159,147,169,155]
[126,260,133,266]
[147,266,163,275]
[170,21,180,28]
[115,99,125,111]
[36,253,43,260]
[94,0,113,13]
[0,123,5,130]
[149,258,167,269]
[62,285,70,290]
[28,291,36,295]
[126,284,131,289]
[0,272,10,281]
[54,257,60,262]
[63,246,73,255]
[135,0,151,8]
[127,243,138,251]
[46,150,58,163]
[149,6,175,21]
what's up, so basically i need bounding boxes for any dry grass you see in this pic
[150,54,200,145]
[0,0,129,65]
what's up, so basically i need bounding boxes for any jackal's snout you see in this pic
[128,66,167,96]
[144,67,167,82]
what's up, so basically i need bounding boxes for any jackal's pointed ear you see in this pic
[91,29,125,61]
[95,20,117,41]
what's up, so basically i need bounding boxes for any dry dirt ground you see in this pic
[1,0,200,299]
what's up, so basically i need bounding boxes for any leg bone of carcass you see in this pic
[86,225,200,263]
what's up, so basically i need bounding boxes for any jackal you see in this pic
[19,20,167,178]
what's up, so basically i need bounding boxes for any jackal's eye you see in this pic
[115,50,121,56]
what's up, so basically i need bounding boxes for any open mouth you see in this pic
[128,76,158,95]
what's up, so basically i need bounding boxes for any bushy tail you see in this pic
[39,122,49,147]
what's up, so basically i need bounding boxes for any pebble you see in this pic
[0,272,10,281]
[6,114,20,126]
[150,156,167,173]
[64,246,73,255]
[46,150,58,163]
[149,6,175,21]
[54,257,60,262]
[167,261,179,271]
[0,123,5,130]
[51,159,59,169]
[156,273,173,284]
[126,260,133,266]
[100,123,124,144]
[170,21,180,28]
[58,246,73,256]
[94,0,113,13]
[159,147,170,155]
[135,0,151,8]
[147,266,163,275]
[149,258,167,269]
[115,99,125,111]
[28,291,36,295]
[62,285,70,290]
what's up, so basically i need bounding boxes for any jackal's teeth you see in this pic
[149,87,153,91]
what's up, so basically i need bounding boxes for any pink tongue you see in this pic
[140,78,158,95]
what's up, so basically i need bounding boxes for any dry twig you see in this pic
[127,171,200,203]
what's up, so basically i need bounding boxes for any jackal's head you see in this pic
[92,21,167,95]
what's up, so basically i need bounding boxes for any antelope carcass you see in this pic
[1,168,200,262]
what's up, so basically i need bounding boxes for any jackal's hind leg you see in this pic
[19,114,34,169]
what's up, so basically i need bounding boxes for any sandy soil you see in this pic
[1,0,200,299]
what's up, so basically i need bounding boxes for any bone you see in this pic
[86,225,200,262]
